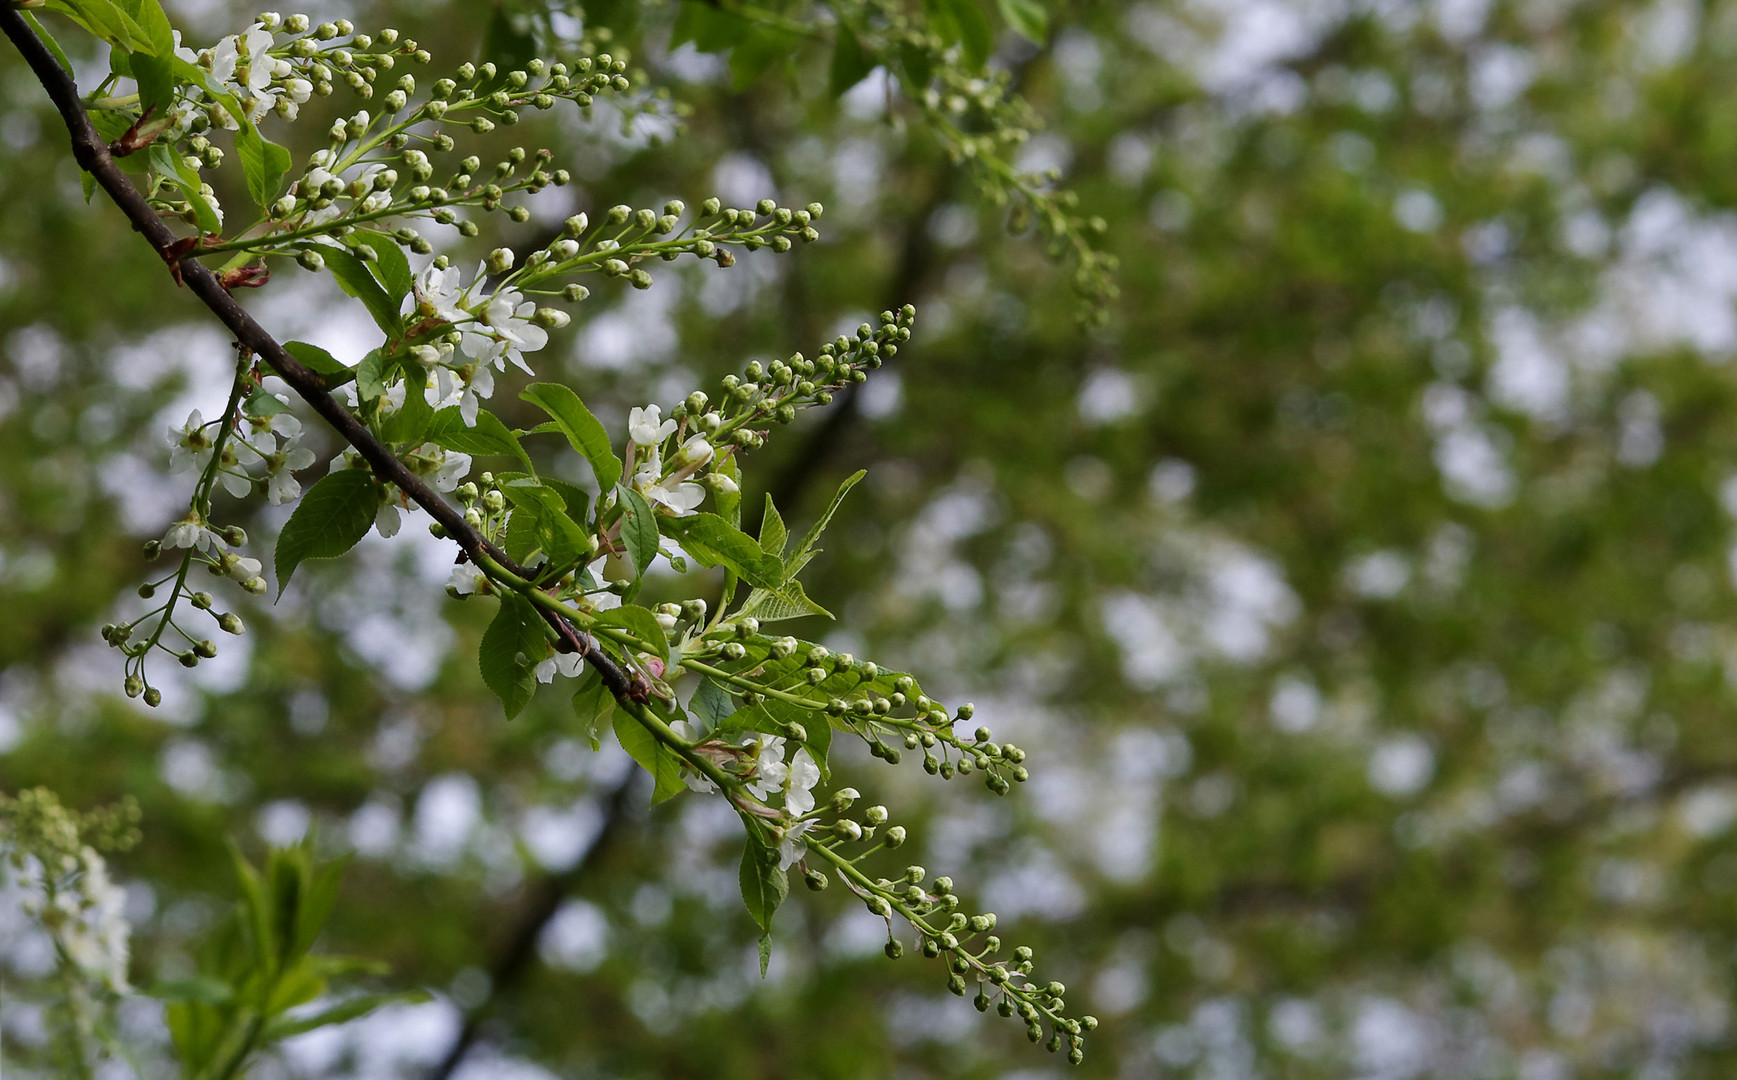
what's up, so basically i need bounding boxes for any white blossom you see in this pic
[448,564,485,596]
[629,404,677,447]
[745,735,790,800]
[168,410,214,474]
[777,818,815,871]
[669,720,720,793]
[783,748,821,815]
[535,650,585,684]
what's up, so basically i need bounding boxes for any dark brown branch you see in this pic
[0,7,642,698]
[426,768,642,1080]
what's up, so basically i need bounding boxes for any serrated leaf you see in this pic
[741,579,834,623]
[619,485,660,578]
[829,22,876,98]
[352,230,413,306]
[612,708,685,802]
[787,469,865,578]
[318,245,401,334]
[501,479,589,568]
[479,592,544,719]
[572,667,614,751]
[282,340,356,389]
[759,494,787,558]
[739,838,788,931]
[274,470,378,595]
[426,407,535,473]
[714,453,742,527]
[521,383,621,491]
[690,676,737,731]
[236,124,291,214]
[659,513,783,589]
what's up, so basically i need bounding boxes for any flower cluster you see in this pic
[1,788,141,994]
[169,402,316,505]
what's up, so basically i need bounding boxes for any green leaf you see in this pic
[896,40,934,91]
[501,479,590,568]
[142,976,233,1005]
[739,838,788,931]
[619,485,661,578]
[318,244,402,334]
[22,13,76,77]
[426,407,535,474]
[593,604,670,666]
[235,124,292,214]
[45,0,155,54]
[659,513,784,589]
[759,494,787,558]
[788,469,866,577]
[381,367,433,444]
[730,25,798,90]
[572,667,614,751]
[995,0,1048,42]
[829,22,877,98]
[113,0,175,110]
[265,990,433,1040]
[926,0,993,67]
[354,349,387,403]
[353,230,413,304]
[479,592,544,719]
[540,478,592,527]
[244,387,291,417]
[741,579,834,623]
[759,933,773,978]
[612,708,685,803]
[690,676,737,731]
[670,0,748,51]
[274,470,378,595]
[283,340,356,389]
[520,383,621,490]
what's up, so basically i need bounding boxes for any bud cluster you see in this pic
[796,802,1095,1062]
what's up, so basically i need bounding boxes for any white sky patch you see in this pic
[1369,734,1436,796]
[519,798,604,872]
[1270,674,1323,733]
[411,773,482,867]
[539,899,609,973]
[1345,549,1413,599]
[1078,368,1143,424]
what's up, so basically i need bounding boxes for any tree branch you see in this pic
[0,7,640,699]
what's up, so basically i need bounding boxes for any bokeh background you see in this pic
[10,0,1737,1076]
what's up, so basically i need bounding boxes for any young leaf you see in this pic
[381,366,433,444]
[739,838,788,932]
[520,383,621,490]
[618,485,660,578]
[274,470,378,595]
[659,513,783,589]
[759,494,787,557]
[612,709,686,802]
[478,592,544,719]
[235,124,292,213]
[426,407,535,473]
[787,469,866,577]
[283,340,357,389]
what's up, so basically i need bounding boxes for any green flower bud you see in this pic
[298,249,325,271]
[144,687,162,707]
[124,675,144,698]
[219,613,245,635]
[885,825,906,848]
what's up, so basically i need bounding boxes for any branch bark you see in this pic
[1,7,639,699]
